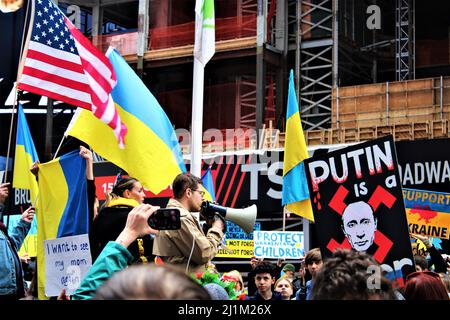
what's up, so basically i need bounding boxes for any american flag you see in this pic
[18,0,127,146]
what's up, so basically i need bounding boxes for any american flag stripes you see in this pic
[18,0,127,146]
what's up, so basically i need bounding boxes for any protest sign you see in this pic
[396,138,450,193]
[304,135,415,286]
[403,188,450,239]
[253,231,304,259]
[216,222,261,258]
[44,234,92,296]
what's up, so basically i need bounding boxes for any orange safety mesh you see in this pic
[149,14,257,50]
[93,14,257,55]
[92,32,138,56]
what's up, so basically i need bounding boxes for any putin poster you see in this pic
[304,135,415,286]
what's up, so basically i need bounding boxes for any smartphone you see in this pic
[147,208,181,230]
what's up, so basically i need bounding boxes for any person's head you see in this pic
[341,201,377,251]
[305,248,323,278]
[253,261,276,295]
[94,263,211,300]
[310,249,395,300]
[172,173,204,211]
[414,255,429,272]
[221,270,244,292]
[439,273,450,297]
[404,271,449,300]
[282,263,296,278]
[274,277,294,300]
[204,283,230,300]
[105,177,145,206]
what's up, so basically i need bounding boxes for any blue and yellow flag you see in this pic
[201,167,216,202]
[36,150,88,299]
[13,104,39,203]
[66,48,186,194]
[281,70,314,221]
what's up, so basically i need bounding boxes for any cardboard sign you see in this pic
[253,231,304,259]
[216,221,261,258]
[44,234,92,296]
[304,136,415,286]
[403,188,450,239]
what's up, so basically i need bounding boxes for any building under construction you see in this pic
[64,0,450,148]
[1,0,450,281]
[1,0,450,155]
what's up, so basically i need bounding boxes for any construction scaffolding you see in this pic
[395,0,415,81]
[294,0,335,130]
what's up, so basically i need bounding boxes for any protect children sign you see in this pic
[253,231,304,259]
[304,135,415,286]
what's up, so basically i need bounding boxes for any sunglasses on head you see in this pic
[406,271,441,282]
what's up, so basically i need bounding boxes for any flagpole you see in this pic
[4,0,33,183]
[53,135,66,160]
[303,218,310,252]
[4,88,18,184]
[190,58,205,178]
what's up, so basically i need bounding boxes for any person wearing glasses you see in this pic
[153,173,225,273]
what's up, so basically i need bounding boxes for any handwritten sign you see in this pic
[216,240,255,258]
[253,231,304,259]
[216,222,261,258]
[44,234,92,296]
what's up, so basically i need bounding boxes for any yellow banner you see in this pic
[216,240,254,258]
[406,208,450,239]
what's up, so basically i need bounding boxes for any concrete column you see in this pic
[91,1,102,47]
[137,0,150,78]
[256,0,267,142]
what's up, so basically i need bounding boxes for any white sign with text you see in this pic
[253,231,304,259]
[44,234,92,296]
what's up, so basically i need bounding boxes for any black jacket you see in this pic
[250,290,283,301]
[92,203,154,263]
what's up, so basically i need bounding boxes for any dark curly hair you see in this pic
[253,261,277,278]
[310,249,396,300]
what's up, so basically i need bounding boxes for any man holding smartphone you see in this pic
[153,173,225,273]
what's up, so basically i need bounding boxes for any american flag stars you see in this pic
[30,0,77,54]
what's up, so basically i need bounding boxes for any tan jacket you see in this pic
[152,199,224,273]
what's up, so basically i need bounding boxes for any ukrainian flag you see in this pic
[201,167,215,202]
[36,150,89,299]
[66,48,186,194]
[13,104,39,203]
[281,70,314,221]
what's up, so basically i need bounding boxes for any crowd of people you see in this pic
[0,146,449,301]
